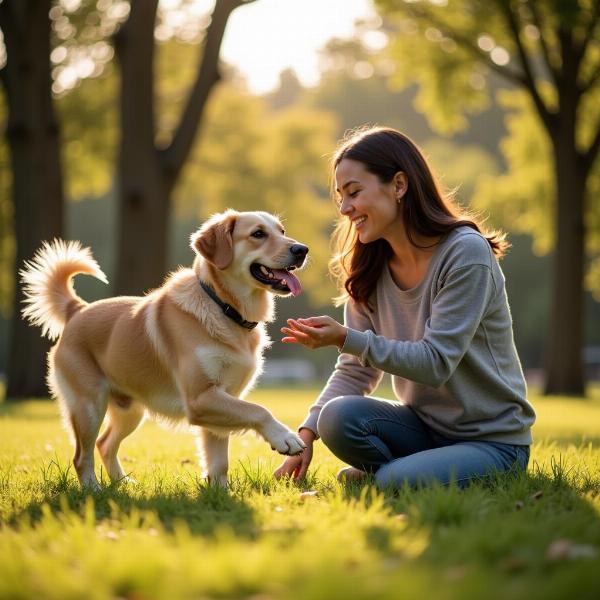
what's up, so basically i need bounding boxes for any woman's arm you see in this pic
[274,302,383,480]
[284,264,497,388]
[289,301,384,435]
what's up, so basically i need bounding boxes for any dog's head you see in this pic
[191,210,308,297]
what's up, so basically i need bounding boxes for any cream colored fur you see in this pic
[22,210,307,489]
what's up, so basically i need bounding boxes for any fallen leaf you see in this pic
[531,490,543,500]
[546,539,597,561]
[546,539,572,561]
[299,490,318,501]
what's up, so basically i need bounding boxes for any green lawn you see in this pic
[1,386,600,599]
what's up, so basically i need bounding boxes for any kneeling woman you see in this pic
[275,126,535,488]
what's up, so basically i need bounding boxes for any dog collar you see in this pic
[198,280,258,330]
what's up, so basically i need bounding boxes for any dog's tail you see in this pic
[21,239,108,340]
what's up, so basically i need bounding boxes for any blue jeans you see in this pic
[317,396,530,489]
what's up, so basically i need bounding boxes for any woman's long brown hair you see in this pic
[330,126,508,309]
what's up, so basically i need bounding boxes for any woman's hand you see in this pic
[281,316,347,350]
[273,428,316,480]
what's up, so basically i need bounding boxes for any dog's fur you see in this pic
[21,210,308,489]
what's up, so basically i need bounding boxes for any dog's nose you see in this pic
[290,244,309,258]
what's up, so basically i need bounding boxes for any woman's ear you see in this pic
[394,172,408,201]
[191,212,237,270]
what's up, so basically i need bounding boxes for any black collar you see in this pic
[198,280,258,330]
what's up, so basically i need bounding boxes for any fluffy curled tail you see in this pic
[21,239,108,340]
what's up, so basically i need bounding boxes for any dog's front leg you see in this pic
[196,427,229,487]
[186,386,305,456]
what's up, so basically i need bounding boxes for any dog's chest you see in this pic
[194,343,259,393]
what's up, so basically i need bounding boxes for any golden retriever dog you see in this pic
[21,210,308,489]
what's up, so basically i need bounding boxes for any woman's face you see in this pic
[335,158,405,244]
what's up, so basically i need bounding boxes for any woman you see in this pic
[274,126,535,488]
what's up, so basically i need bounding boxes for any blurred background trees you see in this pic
[0,0,599,400]
[0,1,64,397]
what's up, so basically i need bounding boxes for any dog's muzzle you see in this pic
[250,244,309,297]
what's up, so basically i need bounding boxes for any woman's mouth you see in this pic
[354,216,367,229]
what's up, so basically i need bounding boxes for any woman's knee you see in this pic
[317,396,364,445]
[374,461,416,489]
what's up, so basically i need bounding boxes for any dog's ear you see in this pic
[191,213,237,270]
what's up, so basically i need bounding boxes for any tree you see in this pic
[113,0,255,295]
[0,0,64,398]
[375,0,600,395]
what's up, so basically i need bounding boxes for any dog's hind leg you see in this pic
[196,427,229,487]
[96,396,145,483]
[50,351,109,491]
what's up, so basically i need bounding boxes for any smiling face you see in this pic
[234,212,308,296]
[193,211,308,297]
[335,158,407,245]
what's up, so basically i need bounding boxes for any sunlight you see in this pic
[180,0,377,93]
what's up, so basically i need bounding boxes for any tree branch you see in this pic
[403,3,527,87]
[494,0,555,133]
[576,0,600,92]
[575,0,600,63]
[161,0,256,185]
[525,0,560,88]
[583,63,600,92]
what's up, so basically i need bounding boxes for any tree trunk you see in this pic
[544,126,587,395]
[113,0,166,295]
[113,0,246,296]
[0,1,64,399]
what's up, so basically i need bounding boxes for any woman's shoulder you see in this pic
[440,226,495,270]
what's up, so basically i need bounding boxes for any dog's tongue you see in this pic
[272,269,302,296]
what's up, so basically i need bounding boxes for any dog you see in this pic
[21,210,308,489]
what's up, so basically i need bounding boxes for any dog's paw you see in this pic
[270,430,306,456]
[81,478,103,493]
[118,475,139,486]
[206,474,229,489]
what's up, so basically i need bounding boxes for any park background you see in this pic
[1,2,600,598]
[0,0,599,398]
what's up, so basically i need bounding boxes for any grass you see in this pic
[1,385,600,599]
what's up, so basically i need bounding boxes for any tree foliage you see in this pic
[375,0,600,393]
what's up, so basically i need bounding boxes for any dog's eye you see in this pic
[251,230,266,239]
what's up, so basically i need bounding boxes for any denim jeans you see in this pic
[316,396,530,489]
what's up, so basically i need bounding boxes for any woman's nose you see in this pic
[339,198,353,215]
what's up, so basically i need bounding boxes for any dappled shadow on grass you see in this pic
[338,461,600,590]
[409,471,600,592]
[13,468,259,539]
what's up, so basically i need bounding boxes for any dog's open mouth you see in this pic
[250,263,302,296]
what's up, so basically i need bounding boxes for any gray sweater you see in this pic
[300,227,535,445]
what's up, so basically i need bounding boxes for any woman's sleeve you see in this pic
[299,300,383,437]
[341,263,497,388]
